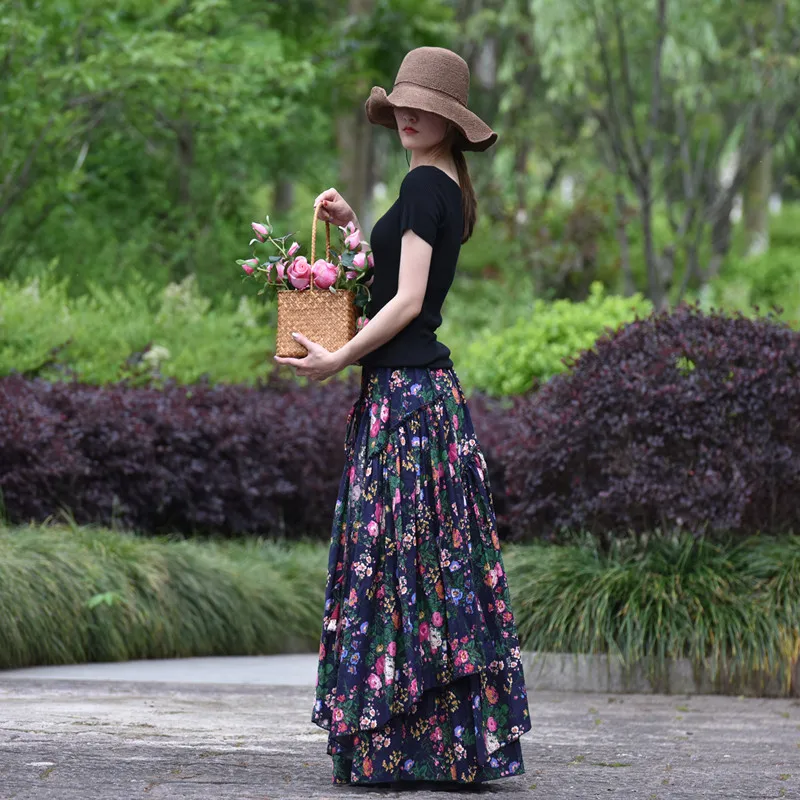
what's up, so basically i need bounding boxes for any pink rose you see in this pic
[288,256,311,289]
[368,253,374,267]
[241,258,258,275]
[346,270,357,280]
[251,222,268,242]
[287,241,300,258]
[343,221,356,235]
[274,260,286,281]
[312,259,339,290]
[353,252,367,269]
[344,229,362,250]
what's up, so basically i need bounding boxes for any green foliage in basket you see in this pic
[457,282,652,396]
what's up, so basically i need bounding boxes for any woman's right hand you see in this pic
[314,187,358,229]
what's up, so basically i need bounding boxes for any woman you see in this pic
[274,46,531,788]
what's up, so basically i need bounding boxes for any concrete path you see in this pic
[1,662,798,800]
[0,655,320,686]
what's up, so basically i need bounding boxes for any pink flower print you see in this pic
[387,641,397,656]
[496,599,506,612]
[419,622,430,640]
[458,649,470,664]
[432,611,443,627]
[333,707,344,722]
[367,673,382,690]
[449,443,458,463]
[370,419,380,437]
[487,716,498,732]
[380,403,389,422]
[393,487,401,508]
[375,655,385,675]
[452,413,459,431]
[410,678,418,696]
[368,520,379,537]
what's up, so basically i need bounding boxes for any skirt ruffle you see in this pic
[311,366,531,785]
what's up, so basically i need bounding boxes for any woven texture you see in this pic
[276,289,357,358]
[365,47,497,152]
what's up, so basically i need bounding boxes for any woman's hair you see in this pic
[423,119,478,243]
[452,145,477,244]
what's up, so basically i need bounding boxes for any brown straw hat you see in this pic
[365,47,497,152]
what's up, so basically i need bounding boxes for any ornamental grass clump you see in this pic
[0,524,329,669]
[504,534,800,693]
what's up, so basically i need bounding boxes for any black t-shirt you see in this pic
[360,165,463,369]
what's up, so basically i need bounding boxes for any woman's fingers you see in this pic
[314,187,337,207]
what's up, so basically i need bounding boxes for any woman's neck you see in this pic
[409,149,458,182]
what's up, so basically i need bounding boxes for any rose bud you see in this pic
[242,258,258,275]
[353,252,367,269]
[251,222,268,242]
[287,241,300,258]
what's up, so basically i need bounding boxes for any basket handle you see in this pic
[309,203,332,292]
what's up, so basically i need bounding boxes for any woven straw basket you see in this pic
[276,204,357,358]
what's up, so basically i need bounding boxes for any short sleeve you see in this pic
[398,169,443,247]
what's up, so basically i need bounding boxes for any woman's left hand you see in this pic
[273,332,345,381]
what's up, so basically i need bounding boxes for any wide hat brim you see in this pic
[365,84,497,152]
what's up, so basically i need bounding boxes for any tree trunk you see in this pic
[274,179,295,217]
[614,189,635,296]
[742,149,772,257]
[335,0,375,235]
[640,187,666,309]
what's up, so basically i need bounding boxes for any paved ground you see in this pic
[0,659,799,799]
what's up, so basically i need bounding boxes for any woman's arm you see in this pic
[335,230,432,367]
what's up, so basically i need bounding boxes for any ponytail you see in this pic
[453,147,477,243]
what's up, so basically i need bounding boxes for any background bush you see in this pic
[0,272,279,386]
[0,374,360,538]
[501,306,800,542]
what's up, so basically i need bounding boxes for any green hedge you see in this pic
[456,282,652,396]
[2,525,797,694]
[0,271,277,385]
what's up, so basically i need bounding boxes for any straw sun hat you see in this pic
[365,46,498,152]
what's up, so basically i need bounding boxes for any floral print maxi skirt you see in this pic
[311,366,531,785]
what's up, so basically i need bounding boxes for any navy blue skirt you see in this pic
[311,366,531,785]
